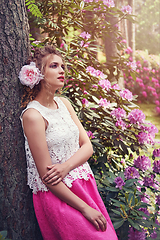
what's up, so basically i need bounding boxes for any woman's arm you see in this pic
[22,109,106,231]
[42,97,93,185]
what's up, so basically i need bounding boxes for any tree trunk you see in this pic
[0,0,42,239]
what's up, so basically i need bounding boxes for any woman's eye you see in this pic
[61,65,65,70]
[50,64,57,68]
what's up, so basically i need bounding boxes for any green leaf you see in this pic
[111,209,122,215]
[128,218,140,230]
[0,231,7,238]
[113,219,125,229]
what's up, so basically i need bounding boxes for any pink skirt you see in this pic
[33,175,118,240]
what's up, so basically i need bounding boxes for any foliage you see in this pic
[135,0,160,54]
[25,0,42,18]
[0,231,11,240]
[124,49,160,115]
[26,0,160,239]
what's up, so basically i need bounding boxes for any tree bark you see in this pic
[0,0,42,239]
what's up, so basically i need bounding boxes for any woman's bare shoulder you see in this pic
[22,108,43,123]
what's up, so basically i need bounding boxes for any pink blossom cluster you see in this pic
[137,132,149,145]
[99,98,110,109]
[114,176,125,190]
[153,160,160,174]
[86,66,105,79]
[153,148,160,157]
[120,89,133,101]
[128,109,145,124]
[134,155,151,172]
[124,166,140,180]
[143,174,154,187]
[82,98,89,107]
[128,227,146,240]
[124,56,160,115]
[102,0,115,8]
[112,83,120,90]
[111,108,126,119]
[138,123,158,145]
[121,5,132,14]
[80,41,90,48]
[111,108,126,130]
[98,79,111,91]
[124,46,133,54]
[126,61,137,71]
[156,195,160,205]
[150,231,158,239]
[87,131,95,139]
[115,119,126,130]
[80,31,91,40]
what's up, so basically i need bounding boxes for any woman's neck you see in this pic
[35,87,57,110]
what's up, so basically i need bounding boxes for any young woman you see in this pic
[20,45,118,240]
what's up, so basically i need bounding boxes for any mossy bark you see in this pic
[0,0,42,239]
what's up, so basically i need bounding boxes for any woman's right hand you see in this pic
[81,205,107,232]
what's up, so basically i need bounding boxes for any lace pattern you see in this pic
[20,97,93,194]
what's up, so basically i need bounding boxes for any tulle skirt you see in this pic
[33,175,118,240]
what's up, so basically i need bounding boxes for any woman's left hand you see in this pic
[42,163,70,185]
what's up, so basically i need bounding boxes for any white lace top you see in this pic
[20,97,93,194]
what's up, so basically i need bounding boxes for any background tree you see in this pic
[135,0,160,54]
[0,0,42,239]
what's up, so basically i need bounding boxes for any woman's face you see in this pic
[43,54,65,90]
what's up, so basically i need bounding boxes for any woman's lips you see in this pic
[58,76,64,82]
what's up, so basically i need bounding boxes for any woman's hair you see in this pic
[21,45,63,108]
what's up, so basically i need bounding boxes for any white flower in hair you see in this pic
[19,62,43,89]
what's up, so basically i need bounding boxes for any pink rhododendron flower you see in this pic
[127,61,137,71]
[82,98,89,107]
[86,66,105,79]
[140,194,150,204]
[124,167,140,180]
[114,177,125,190]
[80,31,91,40]
[128,109,145,124]
[99,98,110,109]
[120,89,133,101]
[150,231,157,239]
[87,131,95,139]
[155,100,160,106]
[134,155,151,172]
[80,40,90,48]
[98,79,111,91]
[137,131,149,144]
[115,119,126,130]
[156,195,160,205]
[125,46,133,54]
[153,160,160,174]
[112,83,120,90]
[128,227,146,240]
[143,175,154,187]
[142,91,147,98]
[111,108,126,119]
[121,5,132,14]
[92,84,98,89]
[153,148,160,157]
[103,0,115,8]
[19,62,43,89]
[120,158,126,166]
[156,106,160,114]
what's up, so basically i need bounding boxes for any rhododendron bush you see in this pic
[124,50,160,115]
[27,0,160,239]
